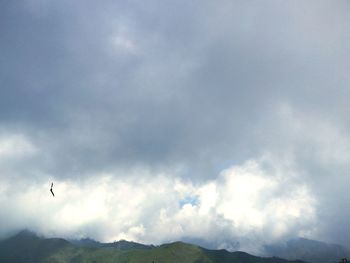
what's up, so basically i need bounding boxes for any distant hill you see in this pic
[0,230,305,263]
[264,238,350,263]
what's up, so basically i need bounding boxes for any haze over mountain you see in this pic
[1,0,350,255]
[264,238,350,263]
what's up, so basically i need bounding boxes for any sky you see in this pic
[0,0,350,255]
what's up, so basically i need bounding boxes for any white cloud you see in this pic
[0,158,316,254]
[215,160,316,238]
[0,133,37,158]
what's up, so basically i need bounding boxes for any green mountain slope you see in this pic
[0,231,305,263]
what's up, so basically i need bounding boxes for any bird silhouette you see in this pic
[50,182,55,197]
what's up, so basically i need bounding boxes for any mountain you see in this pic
[0,230,71,263]
[0,230,305,263]
[264,238,350,263]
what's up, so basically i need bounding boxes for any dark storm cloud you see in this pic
[1,0,348,177]
[0,0,212,176]
[1,0,350,249]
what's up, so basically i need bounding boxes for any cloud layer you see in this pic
[0,157,315,254]
[0,0,350,253]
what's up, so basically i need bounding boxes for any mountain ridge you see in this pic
[0,230,306,263]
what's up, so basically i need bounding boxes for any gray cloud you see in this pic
[1,0,350,252]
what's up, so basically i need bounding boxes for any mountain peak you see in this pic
[10,229,39,241]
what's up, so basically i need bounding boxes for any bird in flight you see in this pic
[50,182,55,197]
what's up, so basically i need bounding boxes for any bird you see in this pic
[50,182,55,197]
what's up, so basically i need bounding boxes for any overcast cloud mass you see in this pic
[0,0,350,255]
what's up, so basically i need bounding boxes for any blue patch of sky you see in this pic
[179,195,199,207]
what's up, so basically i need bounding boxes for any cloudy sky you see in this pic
[1,0,350,254]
